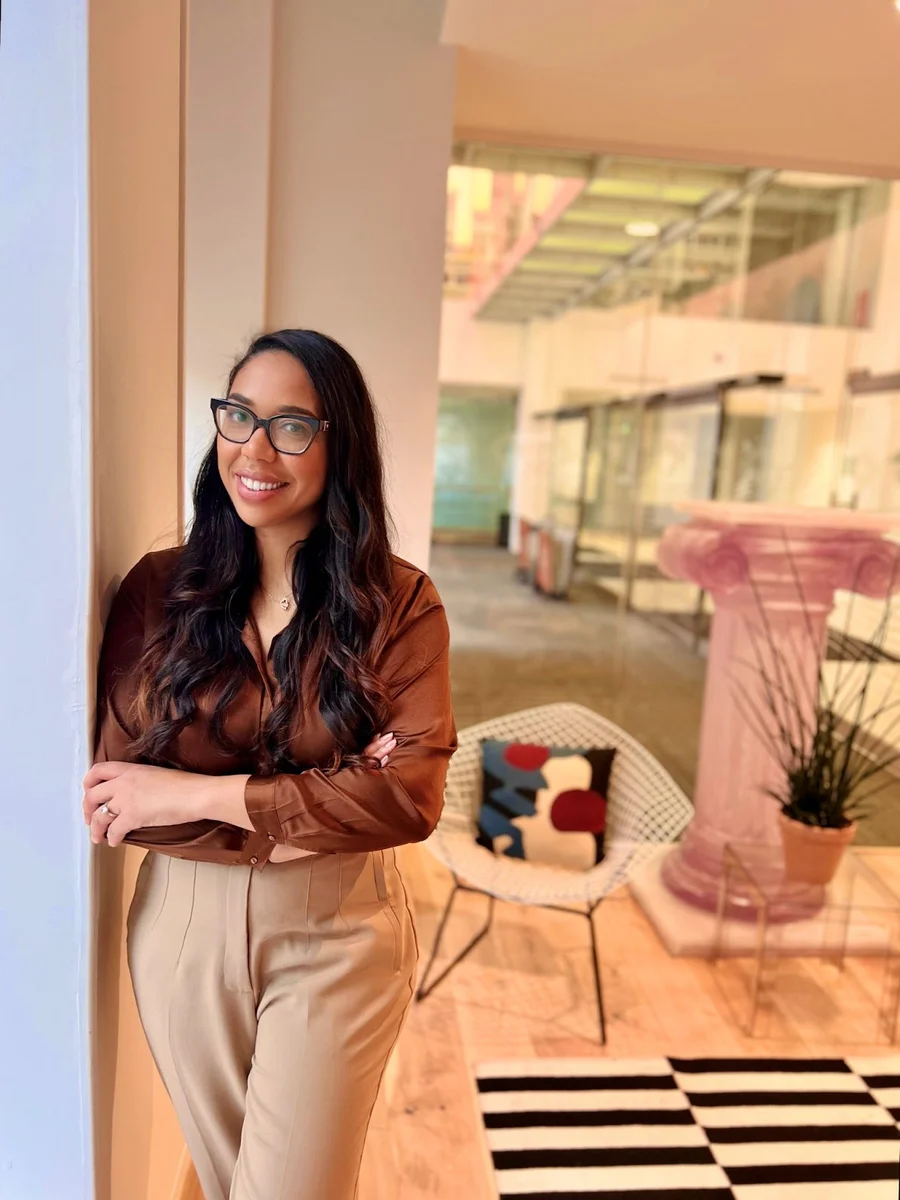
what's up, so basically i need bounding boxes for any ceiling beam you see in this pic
[497,288,590,301]
[451,141,596,179]
[513,270,610,284]
[556,215,792,241]
[529,247,620,265]
[569,197,706,222]
[755,190,845,215]
[591,159,748,192]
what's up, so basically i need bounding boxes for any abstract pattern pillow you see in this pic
[477,739,616,871]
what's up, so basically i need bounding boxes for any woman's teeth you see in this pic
[237,476,286,492]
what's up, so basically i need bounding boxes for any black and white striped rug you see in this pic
[475,1057,900,1198]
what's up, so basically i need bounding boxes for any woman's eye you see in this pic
[282,422,302,435]
[228,408,251,424]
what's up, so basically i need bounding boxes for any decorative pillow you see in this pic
[477,739,616,871]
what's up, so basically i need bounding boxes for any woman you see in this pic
[84,329,456,1200]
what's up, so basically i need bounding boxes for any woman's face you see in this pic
[217,350,329,536]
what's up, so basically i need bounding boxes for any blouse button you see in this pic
[268,834,276,842]
[250,856,258,865]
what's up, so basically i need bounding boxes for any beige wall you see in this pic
[183,0,274,515]
[90,1,188,1197]
[266,0,456,569]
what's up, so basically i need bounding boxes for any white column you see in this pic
[0,2,93,1196]
[508,320,554,546]
[183,0,275,517]
[266,0,455,569]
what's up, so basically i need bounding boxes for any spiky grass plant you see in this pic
[736,537,900,829]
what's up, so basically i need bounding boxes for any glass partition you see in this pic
[836,382,900,513]
[579,402,638,580]
[826,374,900,746]
[717,386,838,507]
[546,411,589,535]
[571,382,795,616]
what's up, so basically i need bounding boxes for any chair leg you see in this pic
[588,904,607,1046]
[415,881,495,1002]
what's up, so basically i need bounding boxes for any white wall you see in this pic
[183,0,274,517]
[439,298,527,387]
[440,301,858,405]
[266,0,456,569]
[0,3,93,1196]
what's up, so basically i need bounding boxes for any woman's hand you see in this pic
[364,731,397,766]
[83,762,207,847]
[84,733,397,848]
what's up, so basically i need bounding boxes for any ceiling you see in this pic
[447,144,873,323]
[441,0,900,179]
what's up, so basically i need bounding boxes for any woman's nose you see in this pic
[244,424,277,459]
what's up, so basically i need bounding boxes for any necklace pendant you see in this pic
[280,596,291,612]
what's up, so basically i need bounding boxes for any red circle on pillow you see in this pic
[551,789,607,833]
[504,743,551,771]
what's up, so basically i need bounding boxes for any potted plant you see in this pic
[739,544,900,885]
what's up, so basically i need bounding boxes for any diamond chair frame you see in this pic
[415,703,693,1044]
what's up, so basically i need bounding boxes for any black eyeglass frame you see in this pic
[210,398,330,456]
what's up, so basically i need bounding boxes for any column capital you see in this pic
[658,502,900,604]
[658,526,749,597]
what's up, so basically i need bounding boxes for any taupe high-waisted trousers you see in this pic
[127,847,418,1200]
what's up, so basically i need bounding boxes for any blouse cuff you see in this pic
[244,775,283,845]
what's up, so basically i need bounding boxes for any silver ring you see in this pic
[98,804,111,817]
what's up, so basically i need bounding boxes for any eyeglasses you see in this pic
[210,399,329,456]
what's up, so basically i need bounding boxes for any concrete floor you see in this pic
[429,544,900,846]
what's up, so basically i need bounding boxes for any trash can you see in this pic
[515,518,539,583]
[535,527,576,599]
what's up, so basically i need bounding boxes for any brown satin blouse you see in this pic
[94,548,457,870]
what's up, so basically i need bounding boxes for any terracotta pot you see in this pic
[778,812,857,885]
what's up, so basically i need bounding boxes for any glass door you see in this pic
[628,395,720,618]
[546,411,590,535]
[837,386,900,513]
[578,401,641,603]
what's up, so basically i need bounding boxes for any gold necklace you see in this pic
[260,542,305,613]
[261,583,294,613]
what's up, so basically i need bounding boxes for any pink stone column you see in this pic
[657,502,900,919]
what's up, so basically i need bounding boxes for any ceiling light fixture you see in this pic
[625,221,660,238]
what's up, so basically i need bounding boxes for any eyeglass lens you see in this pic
[215,402,315,454]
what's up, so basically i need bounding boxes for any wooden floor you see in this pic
[358,843,900,1200]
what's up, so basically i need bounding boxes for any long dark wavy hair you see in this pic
[129,329,395,772]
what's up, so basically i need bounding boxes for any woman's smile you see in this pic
[234,471,290,502]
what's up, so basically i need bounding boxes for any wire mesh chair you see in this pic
[416,702,693,1043]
